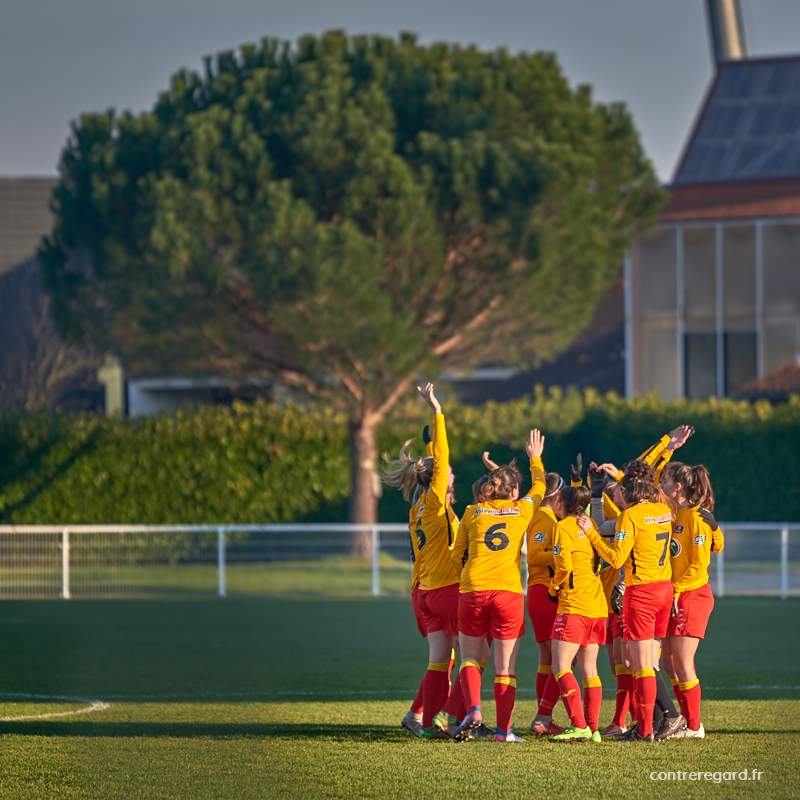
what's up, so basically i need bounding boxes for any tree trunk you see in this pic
[348,415,381,558]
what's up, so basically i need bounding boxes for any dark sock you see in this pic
[654,670,678,719]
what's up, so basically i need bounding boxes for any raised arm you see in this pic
[417,383,449,509]
[522,429,546,514]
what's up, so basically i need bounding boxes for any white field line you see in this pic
[0,693,110,722]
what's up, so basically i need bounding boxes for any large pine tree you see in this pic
[41,32,664,536]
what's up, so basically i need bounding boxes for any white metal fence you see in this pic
[0,523,796,599]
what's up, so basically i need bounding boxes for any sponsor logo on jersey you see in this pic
[578,531,587,538]
[416,505,424,517]
[474,507,520,516]
[553,544,562,556]
[675,524,684,534]
[614,531,629,542]
[694,534,707,545]
[532,532,547,543]
[670,539,682,558]
[521,496,535,504]
[643,513,672,525]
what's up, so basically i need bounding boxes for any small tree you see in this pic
[41,32,664,544]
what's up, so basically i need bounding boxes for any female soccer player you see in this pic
[660,462,724,739]
[581,460,673,742]
[525,472,567,735]
[450,430,546,743]
[545,486,607,742]
[382,384,459,740]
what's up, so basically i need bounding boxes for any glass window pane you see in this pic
[725,332,756,395]
[636,229,677,317]
[763,224,800,373]
[685,227,717,328]
[643,324,679,400]
[685,333,717,399]
[723,226,755,328]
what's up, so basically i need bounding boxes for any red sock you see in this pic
[613,666,632,727]
[537,671,560,716]
[441,668,464,716]
[635,669,656,736]
[494,675,517,734]
[459,660,483,713]
[671,677,684,710]
[421,662,449,728]
[555,669,587,729]
[680,679,702,730]
[411,673,425,715]
[582,677,602,733]
[536,665,552,704]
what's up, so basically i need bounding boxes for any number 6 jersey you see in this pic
[451,458,546,593]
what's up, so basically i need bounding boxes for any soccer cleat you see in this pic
[530,719,564,736]
[616,722,639,741]
[676,723,705,739]
[549,724,592,742]
[432,710,456,735]
[419,725,450,740]
[401,710,423,738]
[654,714,687,741]
[591,730,602,743]
[453,708,482,742]
[626,731,655,743]
[470,723,495,738]
[495,726,526,743]
[599,723,626,737]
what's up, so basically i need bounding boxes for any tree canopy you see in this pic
[41,31,665,525]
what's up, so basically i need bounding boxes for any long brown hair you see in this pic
[621,460,660,504]
[381,440,433,501]
[558,485,591,517]
[662,462,715,512]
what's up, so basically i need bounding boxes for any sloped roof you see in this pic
[738,360,800,400]
[673,55,800,185]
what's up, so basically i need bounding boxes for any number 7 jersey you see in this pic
[587,500,673,587]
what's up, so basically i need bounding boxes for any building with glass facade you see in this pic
[627,55,800,399]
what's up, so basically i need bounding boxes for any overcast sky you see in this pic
[2,0,799,182]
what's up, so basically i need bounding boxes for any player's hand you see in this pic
[588,465,605,497]
[671,597,679,617]
[482,451,499,471]
[526,429,545,459]
[698,507,718,531]
[569,453,582,485]
[666,424,695,453]
[422,425,432,446]
[575,514,594,533]
[596,462,621,480]
[416,383,442,414]
[547,588,559,604]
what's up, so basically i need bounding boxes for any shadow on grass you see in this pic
[0,721,418,740]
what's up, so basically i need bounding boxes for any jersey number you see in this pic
[416,522,426,552]
[656,531,670,567]
[484,523,509,552]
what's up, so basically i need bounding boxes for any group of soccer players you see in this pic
[383,383,723,744]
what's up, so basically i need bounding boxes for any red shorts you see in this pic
[551,613,606,646]
[410,586,427,637]
[526,584,559,643]
[459,590,526,640]
[607,612,623,641]
[623,580,672,641]
[417,584,459,637]
[668,583,715,639]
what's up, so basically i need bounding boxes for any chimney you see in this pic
[705,0,747,66]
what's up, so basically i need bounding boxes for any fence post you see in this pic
[716,534,724,598]
[781,527,789,600]
[61,528,71,600]
[371,526,380,598]
[217,527,227,598]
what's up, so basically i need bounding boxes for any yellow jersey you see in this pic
[585,500,673,587]
[549,517,607,618]
[451,458,545,593]
[417,414,460,590]
[670,506,724,597]
[526,506,558,587]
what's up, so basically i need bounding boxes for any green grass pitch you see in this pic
[0,596,796,799]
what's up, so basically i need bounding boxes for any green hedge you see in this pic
[1,389,799,524]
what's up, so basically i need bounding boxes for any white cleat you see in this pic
[676,723,705,738]
[401,710,423,737]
